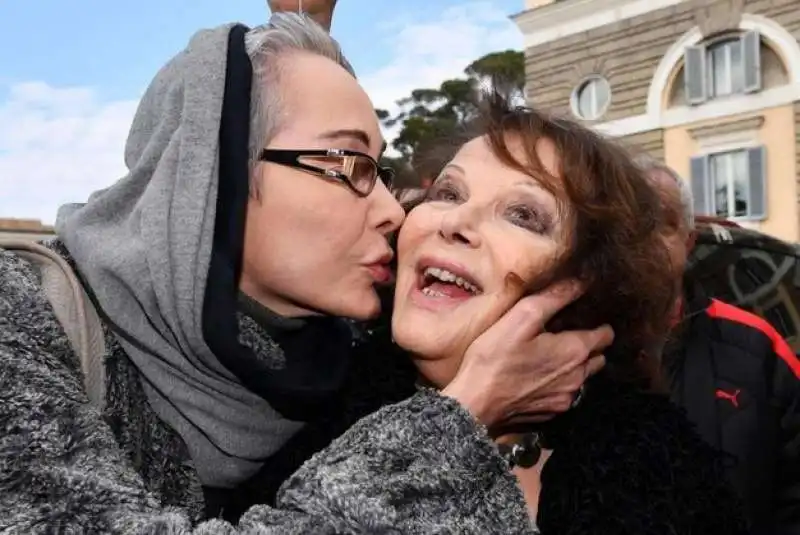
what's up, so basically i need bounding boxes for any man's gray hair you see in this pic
[244,13,354,190]
[634,154,695,230]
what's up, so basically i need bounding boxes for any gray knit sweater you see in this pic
[0,246,536,533]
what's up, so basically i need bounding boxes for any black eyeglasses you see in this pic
[258,148,394,197]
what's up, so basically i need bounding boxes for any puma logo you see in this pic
[715,388,742,408]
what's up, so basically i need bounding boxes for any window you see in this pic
[710,150,749,217]
[684,31,761,105]
[707,39,745,97]
[690,147,766,220]
[571,76,610,120]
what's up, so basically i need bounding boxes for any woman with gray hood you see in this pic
[0,12,605,534]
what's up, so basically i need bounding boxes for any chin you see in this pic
[392,310,463,357]
[392,317,463,387]
[332,288,382,321]
[392,286,505,375]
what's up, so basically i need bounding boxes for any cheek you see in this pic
[245,176,370,281]
[276,173,367,240]
[396,206,439,277]
[489,229,561,295]
[663,236,687,271]
[397,206,438,253]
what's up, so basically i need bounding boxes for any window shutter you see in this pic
[684,45,707,105]
[747,146,767,219]
[690,155,710,215]
[742,30,762,93]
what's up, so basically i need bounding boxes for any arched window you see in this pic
[684,31,761,104]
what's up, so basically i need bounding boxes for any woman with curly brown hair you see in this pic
[388,95,748,533]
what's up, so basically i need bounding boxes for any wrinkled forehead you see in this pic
[445,135,564,201]
[650,169,679,191]
[649,170,684,208]
[649,169,691,234]
[445,137,521,183]
[275,52,383,151]
[449,135,560,175]
[449,136,495,164]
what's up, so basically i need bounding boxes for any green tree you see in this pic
[465,50,525,101]
[378,49,524,186]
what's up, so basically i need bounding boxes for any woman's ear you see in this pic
[686,230,697,253]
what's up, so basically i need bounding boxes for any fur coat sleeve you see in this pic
[0,248,535,534]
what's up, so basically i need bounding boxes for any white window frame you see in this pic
[691,144,767,222]
[706,39,744,98]
[570,75,611,121]
[708,149,750,218]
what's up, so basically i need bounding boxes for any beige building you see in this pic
[0,218,56,241]
[514,0,800,242]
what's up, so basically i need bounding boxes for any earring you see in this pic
[570,384,586,409]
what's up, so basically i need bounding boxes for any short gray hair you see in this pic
[244,13,354,190]
[634,154,695,230]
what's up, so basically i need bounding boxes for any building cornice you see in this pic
[512,0,688,49]
[591,13,800,137]
[687,115,765,140]
[593,82,800,137]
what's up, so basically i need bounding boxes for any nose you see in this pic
[368,180,406,234]
[439,204,481,248]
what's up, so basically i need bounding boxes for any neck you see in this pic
[412,357,463,390]
[239,278,323,318]
[238,292,308,331]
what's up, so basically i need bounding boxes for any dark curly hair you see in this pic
[402,94,674,388]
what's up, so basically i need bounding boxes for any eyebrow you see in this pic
[318,128,387,154]
[441,163,464,175]
[442,164,551,194]
[515,179,547,190]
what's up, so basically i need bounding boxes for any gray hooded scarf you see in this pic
[55,21,313,488]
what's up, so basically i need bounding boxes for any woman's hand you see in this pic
[441,280,612,429]
[268,0,339,31]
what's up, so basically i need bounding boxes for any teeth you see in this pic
[423,266,480,294]
[421,287,446,297]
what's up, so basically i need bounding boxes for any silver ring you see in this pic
[570,385,585,409]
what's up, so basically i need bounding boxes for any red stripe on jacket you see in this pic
[706,299,800,379]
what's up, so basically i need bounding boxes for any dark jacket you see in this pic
[536,374,747,534]
[666,284,800,534]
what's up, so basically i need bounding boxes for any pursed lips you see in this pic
[364,249,395,284]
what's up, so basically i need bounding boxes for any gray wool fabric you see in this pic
[55,23,303,487]
[0,243,537,533]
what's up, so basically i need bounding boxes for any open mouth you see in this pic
[417,264,483,299]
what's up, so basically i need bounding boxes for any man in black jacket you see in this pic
[638,156,800,535]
